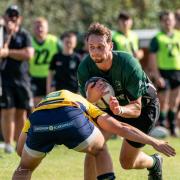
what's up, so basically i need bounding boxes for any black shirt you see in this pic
[1,27,32,86]
[50,52,81,92]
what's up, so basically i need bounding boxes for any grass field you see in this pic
[0,137,179,180]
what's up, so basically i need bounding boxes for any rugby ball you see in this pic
[150,126,170,139]
[85,77,115,110]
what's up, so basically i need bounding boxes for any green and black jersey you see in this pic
[29,34,61,78]
[112,30,139,55]
[149,30,180,70]
[78,51,154,106]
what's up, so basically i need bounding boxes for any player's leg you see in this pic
[16,131,27,156]
[82,128,114,180]
[168,86,180,136]
[12,147,45,180]
[1,108,15,153]
[68,112,115,180]
[120,139,153,169]
[158,90,170,127]
[14,109,27,142]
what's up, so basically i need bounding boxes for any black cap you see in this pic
[5,5,21,17]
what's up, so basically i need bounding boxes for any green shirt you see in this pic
[149,30,180,70]
[112,30,139,55]
[29,34,61,78]
[77,51,148,106]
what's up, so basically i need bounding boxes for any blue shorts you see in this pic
[25,106,99,157]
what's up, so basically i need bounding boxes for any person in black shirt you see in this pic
[47,31,80,93]
[0,5,34,153]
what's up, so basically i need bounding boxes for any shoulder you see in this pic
[113,51,141,72]
[78,55,92,69]
[46,34,59,42]
[18,28,31,37]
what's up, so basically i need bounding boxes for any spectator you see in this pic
[148,11,180,136]
[0,5,34,153]
[175,9,180,30]
[29,17,61,106]
[112,11,144,60]
[47,31,81,93]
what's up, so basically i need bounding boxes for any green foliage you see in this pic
[0,0,179,36]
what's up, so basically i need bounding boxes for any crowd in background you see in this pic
[0,5,179,154]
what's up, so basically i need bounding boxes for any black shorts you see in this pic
[31,77,47,97]
[106,98,160,148]
[158,70,180,91]
[0,83,33,109]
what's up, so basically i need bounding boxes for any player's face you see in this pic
[4,15,20,32]
[63,36,77,50]
[160,14,176,32]
[118,19,132,32]
[34,21,48,40]
[88,34,112,64]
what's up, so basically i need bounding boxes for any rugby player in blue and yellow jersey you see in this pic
[12,90,175,180]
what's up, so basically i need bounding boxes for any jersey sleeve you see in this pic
[22,119,31,133]
[86,101,106,120]
[124,58,147,100]
[149,36,159,53]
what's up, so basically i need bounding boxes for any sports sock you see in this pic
[97,172,116,180]
[158,111,167,127]
[168,110,176,134]
[147,155,157,170]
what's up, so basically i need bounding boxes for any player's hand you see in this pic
[86,80,108,103]
[152,139,176,157]
[109,96,121,115]
[0,48,9,58]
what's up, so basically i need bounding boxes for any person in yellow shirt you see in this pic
[29,17,61,105]
[12,90,175,180]
[112,11,144,60]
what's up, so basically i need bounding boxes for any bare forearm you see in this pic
[8,48,34,61]
[119,103,141,118]
[97,114,155,146]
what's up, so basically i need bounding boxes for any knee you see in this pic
[89,146,104,156]
[120,158,134,170]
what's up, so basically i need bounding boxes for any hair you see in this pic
[118,11,131,20]
[60,31,77,40]
[34,17,48,24]
[86,22,112,43]
[159,10,174,21]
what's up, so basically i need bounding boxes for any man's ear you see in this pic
[109,42,113,51]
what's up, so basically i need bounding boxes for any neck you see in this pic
[63,49,74,55]
[96,52,113,71]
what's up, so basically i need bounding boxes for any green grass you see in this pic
[0,137,179,180]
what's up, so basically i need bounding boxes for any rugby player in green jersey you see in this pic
[78,23,167,180]
[12,90,175,180]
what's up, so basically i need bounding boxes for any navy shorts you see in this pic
[25,106,97,156]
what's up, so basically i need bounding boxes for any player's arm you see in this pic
[46,70,55,94]
[97,113,176,157]
[16,119,30,157]
[109,96,141,118]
